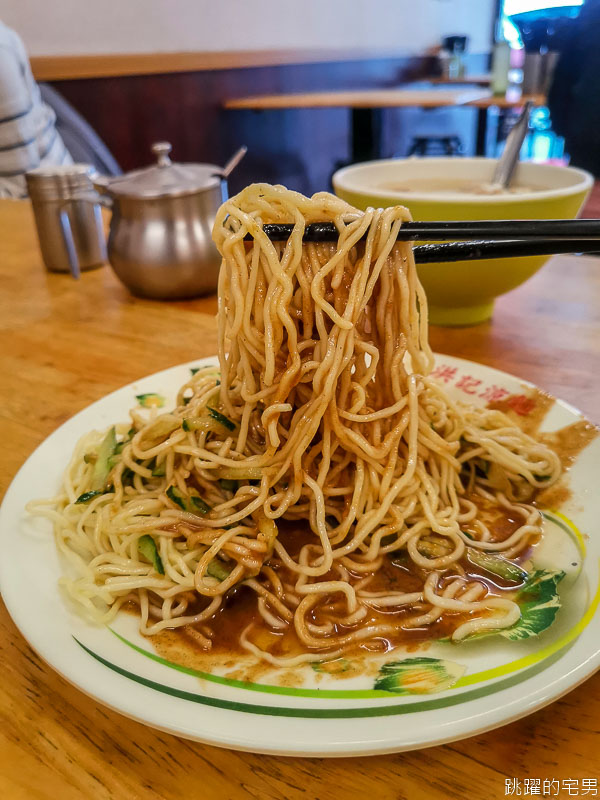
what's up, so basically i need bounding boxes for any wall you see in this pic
[5,0,495,58]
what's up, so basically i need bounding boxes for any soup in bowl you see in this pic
[333,157,593,325]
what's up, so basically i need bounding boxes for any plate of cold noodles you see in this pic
[0,185,598,756]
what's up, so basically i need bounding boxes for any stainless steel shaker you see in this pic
[26,164,106,278]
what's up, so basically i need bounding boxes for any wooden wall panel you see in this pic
[49,54,485,195]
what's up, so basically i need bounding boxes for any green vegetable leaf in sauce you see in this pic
[136,393,166,409]
[500,569,566,641]
[138,535,165,575]
[374,657,466,694]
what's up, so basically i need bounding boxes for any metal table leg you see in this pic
[476,107,488,156]
[350,108,383,162]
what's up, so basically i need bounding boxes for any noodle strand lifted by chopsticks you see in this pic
[28,184,561,663]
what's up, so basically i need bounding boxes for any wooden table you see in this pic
[224,87,546,161]
[430,73,492,86]
[1,199,599,800]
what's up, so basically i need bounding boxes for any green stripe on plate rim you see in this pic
[75,511,595,713]
[74,636,570,718]
[106,526,598,700]
[76,571,599,716]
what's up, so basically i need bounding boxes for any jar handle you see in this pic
[58,207,80,280]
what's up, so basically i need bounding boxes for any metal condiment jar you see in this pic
[26,164,106,277]
[94,142,239,300]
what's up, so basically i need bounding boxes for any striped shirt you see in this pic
[0,24,71,198]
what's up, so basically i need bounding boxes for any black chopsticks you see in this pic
[413,239,600,263]
[247,219,600,263]
[255,219,600,243]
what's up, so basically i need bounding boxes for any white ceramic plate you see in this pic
[0,355,598,757]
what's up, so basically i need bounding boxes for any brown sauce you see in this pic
[535,483,573,510]
[147,504,529,683]
[490,391,598,510]
[488,388,555,435]
[539,420,599,470]
[460,492,524,544]
[146,389,597,683]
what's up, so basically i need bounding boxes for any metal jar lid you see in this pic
[26,163,96,202]
[97,142,222,200]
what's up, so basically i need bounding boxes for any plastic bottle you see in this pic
[491,21,511,96]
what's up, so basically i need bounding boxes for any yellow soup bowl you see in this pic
[333,157,593,326]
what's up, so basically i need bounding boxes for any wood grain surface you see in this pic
[224,88,545,111]
[30,48,438,82]
[224,87,490,109]
[0,199,598,799]
[430,74,492,86]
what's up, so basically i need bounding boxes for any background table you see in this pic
[224,87,547,161]
[430,74,492,86]
[1,199,598,799]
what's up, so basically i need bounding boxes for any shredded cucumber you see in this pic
[75,490,104,504]
[206,559,231,581]
[138,535,165,574]
[216,466,263,481]
[166,485,211,515]
[136,393,165,409]
[207,407,236,431]
[91,427,117,491]
[467,548,528,583]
